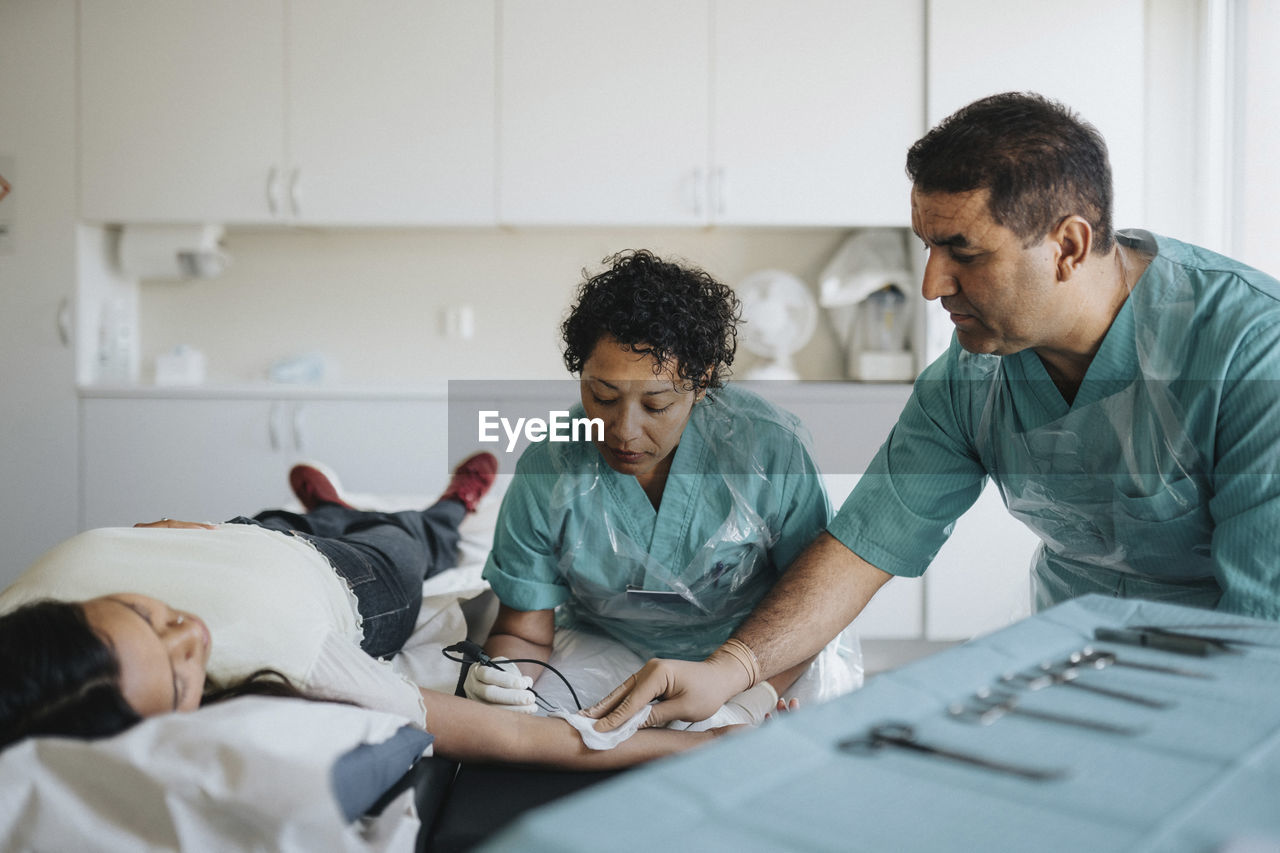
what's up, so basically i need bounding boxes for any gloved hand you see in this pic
[462,659,538,714]
[681,682,779,732]
[586,639,759,731]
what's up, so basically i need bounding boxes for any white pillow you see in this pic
[0,696,431,853]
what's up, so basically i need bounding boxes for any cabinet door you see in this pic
[499,0,711,225]
[79,1,286,223]
[287,400,452,499]
[1,0,80,587]
[81,399,286,528]
[927,0,1145,227]
[81,398,454,530]
[712,0,924,226]
[288,1,497,225]
[924,482,1040,640]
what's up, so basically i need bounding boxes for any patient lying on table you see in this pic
[0,456,723,768]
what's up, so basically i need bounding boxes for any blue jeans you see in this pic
[232,499,466,659]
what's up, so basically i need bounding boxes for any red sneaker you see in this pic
[440,452,498,512]
[289,462,354,512]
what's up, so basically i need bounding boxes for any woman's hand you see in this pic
[463,660,539,713]
[133,519,216,530]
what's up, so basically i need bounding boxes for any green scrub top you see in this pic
[831,230,1280,619]
[483,383,831,659]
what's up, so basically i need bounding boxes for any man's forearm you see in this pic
[732,532,891,681]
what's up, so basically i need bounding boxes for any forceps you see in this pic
[1068,647,1213,679]
[1001,663,1175,709]
[947,687,1144,735]
[837,721,1067,781]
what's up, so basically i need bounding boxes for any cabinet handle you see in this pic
[266,166,282,216]
[287,168,302,218]
[292,404,307,452]
[268,401,283,451]
[56,297,72,347]
[713,166,727,217]
[690,167,705,218]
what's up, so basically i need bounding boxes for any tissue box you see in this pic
[154,346,206,386]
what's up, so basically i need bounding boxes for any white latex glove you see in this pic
[462,659,538,714]
[681,681,778,732]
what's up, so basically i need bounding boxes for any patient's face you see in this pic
[81,593,211,716]
[581,336,701,486]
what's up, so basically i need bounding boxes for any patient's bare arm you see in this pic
[418,687,723,770]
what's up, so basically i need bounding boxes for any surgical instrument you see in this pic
[1129,625,1268,649]
[947,688,1145,735]
[1095,625,1244,655]
[1094,627,1224,656]
[1069,647,1213,679]
[1001,664,1175,709]
[837,721,1067,781]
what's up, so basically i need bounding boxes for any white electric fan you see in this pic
[736,269,818,381]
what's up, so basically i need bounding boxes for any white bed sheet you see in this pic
[0,697,425,853]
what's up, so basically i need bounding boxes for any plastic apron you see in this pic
[972,244,1219,611]
[545,393,784,661]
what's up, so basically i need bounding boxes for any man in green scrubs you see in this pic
[588,92,1280,732]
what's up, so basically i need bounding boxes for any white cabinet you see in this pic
[499,0,711,225]
[0,0,81,589]
[499,0,924,226]
[80,395,450,529]
[79,1,285,224]
[79,1,496,225]
[926,0,1146,228]
[712,0,923,226]
[923,481,1038,640]
[286,1,496,225]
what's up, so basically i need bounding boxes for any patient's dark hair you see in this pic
[906,91,1114,254]
[561,249,741,392]
[0,599,339,752]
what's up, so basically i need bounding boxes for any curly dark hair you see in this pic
[906,91,1114,254]
[0,599,347,752]
[561,249,741,392]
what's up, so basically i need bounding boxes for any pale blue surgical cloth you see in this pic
[483,384,831,660]
[830,230,1280,619]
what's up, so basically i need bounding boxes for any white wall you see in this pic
[0,0,80,585]
[1234,0,1280,276]
[1144,0,1204,243]
[139,227,856,384]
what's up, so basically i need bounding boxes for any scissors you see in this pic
[1001,664,1176,709]
[948,688,1144,736]
[1068,647,1213,679]
[837,721,1067,781]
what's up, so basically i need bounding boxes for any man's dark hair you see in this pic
[906,91,1114,253]
[561,249,741,392]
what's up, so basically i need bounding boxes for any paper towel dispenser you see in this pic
[116,224,231,279]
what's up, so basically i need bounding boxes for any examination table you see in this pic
[474,595,1280,853]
